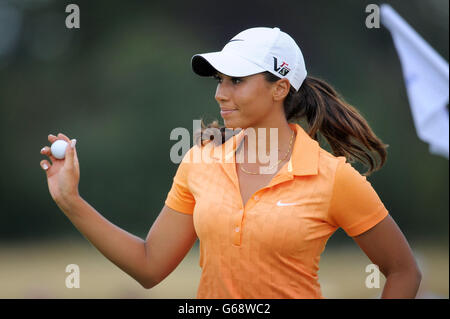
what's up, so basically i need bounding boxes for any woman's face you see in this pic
[214,72,277,129]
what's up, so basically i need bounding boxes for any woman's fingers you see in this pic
[57,132,72,143]
[43,133,77,169]
[40,159,51,171]
[48,134,58,144]
[45,133,74,161]
[40,145,57,162]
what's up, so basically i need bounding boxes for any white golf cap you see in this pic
[191,27,307,91]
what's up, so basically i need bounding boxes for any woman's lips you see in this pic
[220,109,237,117]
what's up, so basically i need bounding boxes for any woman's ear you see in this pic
[272,78,290,101]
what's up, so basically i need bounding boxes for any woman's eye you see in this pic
[213,75,242,84]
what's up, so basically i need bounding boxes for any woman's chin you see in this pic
[223,118,246,130]
[223,120,236,129]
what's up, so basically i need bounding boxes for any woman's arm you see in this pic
[41,133,197,289]
[352,215,422,298]
[63,198,197,289]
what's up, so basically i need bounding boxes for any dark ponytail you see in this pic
[194,72,389,176]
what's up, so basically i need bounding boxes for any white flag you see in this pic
[381,4,449,159]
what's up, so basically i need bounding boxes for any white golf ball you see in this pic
[51,140,68,159]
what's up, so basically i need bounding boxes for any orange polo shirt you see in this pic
[165,122,389,298]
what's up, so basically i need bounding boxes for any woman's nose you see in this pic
[215,84,230,102]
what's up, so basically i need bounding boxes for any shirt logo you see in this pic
[273,57,291,76]
[276,200,300,207]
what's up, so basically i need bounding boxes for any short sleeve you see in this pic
[328,158,389,237]
[164,148,196,215]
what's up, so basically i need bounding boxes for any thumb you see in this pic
[64,139,77,169]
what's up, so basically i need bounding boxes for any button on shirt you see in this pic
[165,122,389,298]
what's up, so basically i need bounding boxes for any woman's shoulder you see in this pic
[317,146,348,174]
[179,143,221,165]
[318,147,370,187]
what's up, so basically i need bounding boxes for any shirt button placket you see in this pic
[233,209,244,246]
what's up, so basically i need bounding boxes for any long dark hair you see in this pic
[194,71,389,176]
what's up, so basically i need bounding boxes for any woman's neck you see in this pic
[237,122,295,166]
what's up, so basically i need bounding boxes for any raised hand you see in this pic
[40,133,80,212]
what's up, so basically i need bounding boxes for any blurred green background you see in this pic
[0,0,448,298]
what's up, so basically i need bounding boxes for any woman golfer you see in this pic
[40,27,421,298]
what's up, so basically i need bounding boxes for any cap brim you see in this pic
[191,51,266,77]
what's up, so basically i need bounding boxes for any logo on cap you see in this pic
[273,57,290,76]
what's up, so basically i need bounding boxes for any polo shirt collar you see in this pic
[217,122,319,176]
[287,122,319,176]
